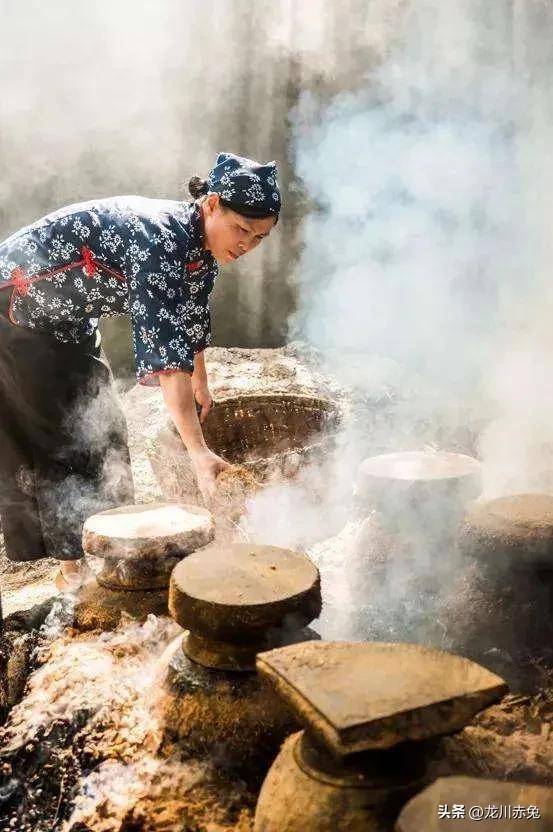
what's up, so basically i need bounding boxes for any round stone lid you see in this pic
[480,493,553,529]
[396,776,553,831]
[462,493,553,565]
[169,543,321,638]
[358,451,481,483]
[83,503,214,560]
[256,641,507,755]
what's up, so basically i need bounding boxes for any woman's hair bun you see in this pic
[188,176,209,198]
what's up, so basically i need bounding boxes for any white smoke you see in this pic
[292,1,524,398]
[244,0,553,649]
[290,0,553,494]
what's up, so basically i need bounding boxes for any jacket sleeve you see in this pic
[128,266,196,387]
[191,280,212,354]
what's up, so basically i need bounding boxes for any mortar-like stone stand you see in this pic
[451,493,553,687]
[253,641,507,832]
[357,450,482,536]
[75,503,214,630]
[157,542,322,769]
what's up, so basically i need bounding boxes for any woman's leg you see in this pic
[0,384,49,560]
[0,305,134,566]
[0,311,49,560]
[32,342,136,563]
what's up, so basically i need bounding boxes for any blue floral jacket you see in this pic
[0,197,218,385]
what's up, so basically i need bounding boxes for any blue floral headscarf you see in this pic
[207,152,281,218]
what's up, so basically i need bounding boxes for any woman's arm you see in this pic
[158,370,229,498]
[191,350,213,424]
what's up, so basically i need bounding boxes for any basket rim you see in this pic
[209,392,341,408]
[166,391,342,438]
[160,392,343,472]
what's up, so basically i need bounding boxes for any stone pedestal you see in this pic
[169,542,322,671]
[254,641,507,832]
[75,503,214,631]
[159,543,322,772]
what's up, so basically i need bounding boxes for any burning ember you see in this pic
[0,614,256,831]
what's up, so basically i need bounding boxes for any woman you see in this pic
[0,152,280,588]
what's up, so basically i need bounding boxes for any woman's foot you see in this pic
[55,559,92,593]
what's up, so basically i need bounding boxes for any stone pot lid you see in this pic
[169,543,321,637]
[83,503,214,559]
[358,451,481,486]
[396,776,553,830]
[466,493,553,536]
[256,641,507,755]
[461,494,553,566]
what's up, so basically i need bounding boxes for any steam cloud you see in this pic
[290,0,553,498]
[244,0,553,646]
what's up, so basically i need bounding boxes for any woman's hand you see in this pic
[190,448,231,500]
[192,379,213,424]
[158,366,224,499]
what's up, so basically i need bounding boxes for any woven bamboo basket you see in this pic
[149,393,341,503]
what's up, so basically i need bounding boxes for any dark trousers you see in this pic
[0,292,134,561]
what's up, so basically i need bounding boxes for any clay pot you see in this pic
[254,731,429,832]
[448,493,553,688]
[357,451,482,537]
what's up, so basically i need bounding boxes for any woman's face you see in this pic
[201,194,277,265]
